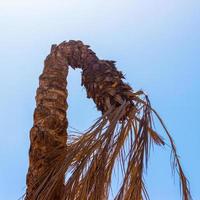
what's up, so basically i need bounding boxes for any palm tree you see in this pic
[25,40,191,200]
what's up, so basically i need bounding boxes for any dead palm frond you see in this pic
[34,92,191,200]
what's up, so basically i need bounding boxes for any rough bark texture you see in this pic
[26,48,69,200]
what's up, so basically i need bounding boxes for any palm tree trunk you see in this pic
[26,40,100,199]
[25,40,191,200]
[26,46,69,200]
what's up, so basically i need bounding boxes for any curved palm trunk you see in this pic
[26,40,100,199]
[26,40,191,200]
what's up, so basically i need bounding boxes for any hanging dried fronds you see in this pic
[25,40,191,200]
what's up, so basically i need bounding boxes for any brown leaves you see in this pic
[33,93,191,200]
[147,127,165,146]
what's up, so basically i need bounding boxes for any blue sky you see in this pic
[0,0,199,199]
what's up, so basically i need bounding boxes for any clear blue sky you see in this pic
[0,0,199,199]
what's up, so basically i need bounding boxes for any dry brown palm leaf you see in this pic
[34,94,191,200]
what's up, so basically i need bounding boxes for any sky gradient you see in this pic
[0,0,199,199]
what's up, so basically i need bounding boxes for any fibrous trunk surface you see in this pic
[26,40,191,200]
